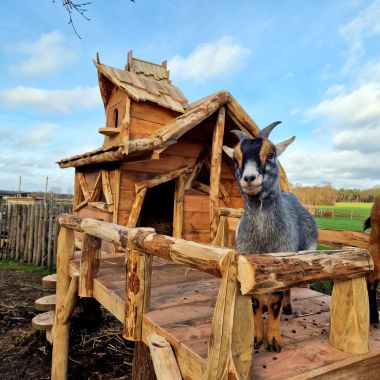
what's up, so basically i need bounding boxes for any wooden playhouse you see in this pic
[48,52,380,380]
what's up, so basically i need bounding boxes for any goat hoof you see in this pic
[254,339,263,349]
[266,338,281,353]
[282,304,292,315]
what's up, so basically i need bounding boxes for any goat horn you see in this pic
[230,129,248,141]
[258,121,282,139]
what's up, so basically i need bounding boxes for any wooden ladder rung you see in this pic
[32,311,54,331]
[35,294,56,311]
[42,274,57,290]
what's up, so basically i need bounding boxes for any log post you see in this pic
[47,203,54,269]
[206,252,254,380]
[79,233,102,297]
[329,276,370,354]
[127,187,147,228]
[124,248,153,340]
[210,106,225,240]
[173,173,186,238]
[51,226,75,380]
[147,334,182,380]
[27,204,35,263]
[212,216,230,247]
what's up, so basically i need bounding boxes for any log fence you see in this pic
[0,202,72,269]
[51,213,374,379]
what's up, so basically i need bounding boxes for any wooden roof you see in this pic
[96,58,187,113]
[58,90,260,168]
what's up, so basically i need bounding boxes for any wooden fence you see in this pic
[0,202,72,269]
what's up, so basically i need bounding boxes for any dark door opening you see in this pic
[138,179,175,236]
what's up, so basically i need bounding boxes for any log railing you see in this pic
[52,213,374,380]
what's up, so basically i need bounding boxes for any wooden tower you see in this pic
[58,51,289,250]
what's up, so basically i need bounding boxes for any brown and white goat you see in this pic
[364,196,380,323]
[224,122,318,352]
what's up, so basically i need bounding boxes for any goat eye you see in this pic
[267,153,274,161]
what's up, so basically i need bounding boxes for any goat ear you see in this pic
[275,136,296,156]
[223,145,234,159]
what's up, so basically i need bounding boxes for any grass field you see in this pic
[314,202,372,231]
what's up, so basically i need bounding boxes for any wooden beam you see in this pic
[157,91,229,142]
[219,207,243,218]
[173,173,186,238]
[192,180,210,194]
[206,252,254,380]
[73,198,89,212]
[135,166,190,193]
[184,152,206,190]
[113,168,121,224]
[124,248,153,341]
[240,248,374,295]
[212,216,230,247]
[147,334,182,380]
[219,182,231,207]
[88,201,114,213]
[329,276,369,354]
[226,94,260,137]
[78,172,90,199]
[79,233,102,297]
[101,170,114,205]
[60,274,79,324]
[210,106,225,240]
[51,226,75,380]
[127,187,148,228]
[121,96,131,144]
[89,171,102,202]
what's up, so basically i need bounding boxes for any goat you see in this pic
[363,196,380,323]
[224,121,318,352]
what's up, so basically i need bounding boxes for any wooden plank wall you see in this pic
[0,202,72,269]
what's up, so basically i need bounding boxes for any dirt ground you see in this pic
[0,265,134,379]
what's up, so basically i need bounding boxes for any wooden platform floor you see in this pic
[69,253,380,380]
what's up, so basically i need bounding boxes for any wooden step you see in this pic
[42,274,57,290]
[32,311,54,331]
[35,294,56,311]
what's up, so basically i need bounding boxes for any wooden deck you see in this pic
[69,253,380,380]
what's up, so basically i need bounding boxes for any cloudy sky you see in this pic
[0,0,379,193]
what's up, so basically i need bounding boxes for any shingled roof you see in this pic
[58,90,260,168]
[96,51,188,113]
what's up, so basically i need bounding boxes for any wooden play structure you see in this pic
[34,52,380,379]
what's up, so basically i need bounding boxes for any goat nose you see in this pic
[244,175,256,183]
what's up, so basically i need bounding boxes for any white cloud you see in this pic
[21,123,57,146]
[290,107,300,116]
[0,86,101,113]
[306,81,380,130]
[168,37,250,81]
[339,0,380,73]
[282,148,380,189]
[10,30,76,77]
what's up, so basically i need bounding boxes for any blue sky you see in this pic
[1,0,379,193]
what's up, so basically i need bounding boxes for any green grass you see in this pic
[314,202,372,231]
[0,259,53,276]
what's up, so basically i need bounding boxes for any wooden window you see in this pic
[114,108,119,128]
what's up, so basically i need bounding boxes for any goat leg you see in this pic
[252,296,264,349]
[266,291,283,353]
[282,289,292,315]
[367,280,379,324]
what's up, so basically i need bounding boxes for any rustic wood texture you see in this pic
[113,168,121,224]
[51,226,75,380]
[135,166,189,192]
[207,252,253,380]
[59,215,374,293]
[147,334,182,380]
[102,170,114,205]
[124,248,153,341]
[67,252,380,380]
[127,187,147,227]
[173,173,186,238]
[329,277,369,354]
[79,233,102,297]
[209,106,225,240]
[35,294,57,312]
